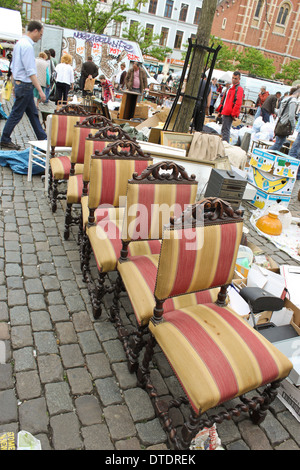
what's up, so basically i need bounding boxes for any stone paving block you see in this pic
[259,411,290,446]
[45,382,74,415]
[66,367,94,395]
[0,364,14,390]
[0,389,18,424]
[86,353,112,380]
[59,343,85,368]
[13,347,37,372]
[238,419,273,450]
[11,325,33,349]
[124,388,155,422]
[72,311,93,332]
[136,418,167,447]
[50,412,83,450]
[75,395,103,426]
[18,398,49,435]
[37,354,64,383]
[30,311,53,331]
[9,305,30,326]
[55,322,77,344]
[28,293,47,311]
[103,405,136,441]
[81,424,114,450]
[77,330,102,354]
[95,377,123,406]
[34,331,59,355]
[48,304,70,322]
[15,370,42,400]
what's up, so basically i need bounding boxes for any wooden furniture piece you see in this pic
[119,91,141,120]
[130,198,292,450]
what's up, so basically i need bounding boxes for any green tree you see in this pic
[122,23,173,61]
[236,47,275,79]
[48,0,145,35]
[209,36,241,71]
[275,60,300,85]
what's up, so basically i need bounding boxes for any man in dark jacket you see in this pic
[80,56,98,96]
[261,92,281,123]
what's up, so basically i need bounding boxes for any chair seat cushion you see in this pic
[50,155,83,180]
[117,255,220,326]
[67,174,83,204]
[87,222,161,273]
[149,304,292,414]
[82,196,125,227]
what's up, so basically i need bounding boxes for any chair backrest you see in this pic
[82,124,137,185]
[121,161,198,243]
[154,198,243,303]
[87,140,153,218]
[51,114,89,148]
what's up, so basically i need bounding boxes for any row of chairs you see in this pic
[43,105,292,450]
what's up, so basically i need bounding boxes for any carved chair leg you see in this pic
[77,212,83,247]
[109,273,123,323]
[64,203,73,240]
[82,232,91,281]
[127,324,148,373]
[51,179,58,213]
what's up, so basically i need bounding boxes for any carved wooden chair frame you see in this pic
[109,162,198,370]
[133,198,292,450]
[64,120,133,240]
[82,140,154,319]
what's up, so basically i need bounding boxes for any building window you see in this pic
[276,3,290,25]
[179,3,188,22]
[148,0,157,14]
[22,0,32,20]
[145,24,154,40]
[164,0,174,18]
[160,27,169,46]
[254,0,263,18]
[193,7,201,25]
[222,18,227,30]
[41,0,51,22]
[112,21,121,37]
[174,31,183,49]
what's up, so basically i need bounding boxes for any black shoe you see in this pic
[0,141,21,150]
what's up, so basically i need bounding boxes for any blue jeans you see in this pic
[270,135,287,151]
[254,106,261,120]
[261,108,270,123]
[289,133,300,179]
[1,81,47,144]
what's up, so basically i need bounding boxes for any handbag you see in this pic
[84,77,95,92]
[274,97,293,137]
[4,79,13,101]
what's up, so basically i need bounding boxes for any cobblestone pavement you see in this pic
[0,110,300,451]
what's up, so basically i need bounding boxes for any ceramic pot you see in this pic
[277,208,292,231]
[256,211,282,236]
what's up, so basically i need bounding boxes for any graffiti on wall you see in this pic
[61,28,143,79]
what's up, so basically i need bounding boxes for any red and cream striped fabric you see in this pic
[88,158,152,210]
[51,115,86,148]
[50,156,83,180]
[117,254,220,326]
[122,183,198,241]
[66,174,84,204]
[155,222,243,300]
[88,220,161,273]
[149,303,292,414]
[70,127,99,165]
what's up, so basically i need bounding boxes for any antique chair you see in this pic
[63,119,132,240]
[47,104,94,212]
[83,140,156,318]
[131,198,292,450]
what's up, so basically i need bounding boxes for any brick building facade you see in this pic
[211,0,300,73]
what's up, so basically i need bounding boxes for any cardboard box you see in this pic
[134,103,150,119]
[250,148,300,179]
[250,187,291,210]
[247,166,296,196]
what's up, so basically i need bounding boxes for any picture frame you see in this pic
[161,131,193,153]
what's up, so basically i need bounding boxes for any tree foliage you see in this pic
[275,59,300,85]
[122,23,173,61]
[47,0,145,35]
[236,47,275,79]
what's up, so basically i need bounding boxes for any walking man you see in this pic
[216,71,244,143]
[0,20,47,150]
[125,62,148,101]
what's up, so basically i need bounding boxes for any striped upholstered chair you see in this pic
[48,109,92,212]
[130,198,292,450]
[83,140,157,318]
[63,122,132,240]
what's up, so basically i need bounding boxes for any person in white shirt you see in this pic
[55,53,74,104]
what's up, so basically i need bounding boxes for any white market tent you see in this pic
[0,7,22,46]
